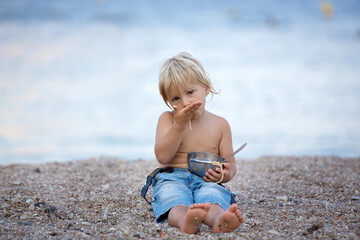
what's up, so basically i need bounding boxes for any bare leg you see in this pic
[168,203,210,234]
[211,203,244,233]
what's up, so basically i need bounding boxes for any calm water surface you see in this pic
[0,0,360,164]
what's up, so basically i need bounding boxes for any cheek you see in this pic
[171,102,181,109]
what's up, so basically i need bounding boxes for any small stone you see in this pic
[134,232,145,238]
[2,203,10,208]
[306,223,324,234]
[12,181,21,185]
[20,214,28,220]
[102,184,110,190]
[48,232,58,236]
[35,202,46,208]
[268,230,282,235]
[29,204,35,210]
[68,213,74,219]
[351,196,360,200]
[81,221,91,225]
[103,206,109,220]
[26,199,34,204]
[45,205,57,213]
[276,196,288,202]
[14,193,22,199]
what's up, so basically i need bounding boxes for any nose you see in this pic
[181,97,191,108]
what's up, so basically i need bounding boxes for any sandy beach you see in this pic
[0,156,359,239]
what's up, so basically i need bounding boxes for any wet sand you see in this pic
[0,156,359,239]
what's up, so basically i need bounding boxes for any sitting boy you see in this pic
[152,52,244,234]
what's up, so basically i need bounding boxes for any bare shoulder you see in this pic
[206,111,230,129]
[158,111,174,122]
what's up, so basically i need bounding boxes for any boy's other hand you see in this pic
[203,163,230,183]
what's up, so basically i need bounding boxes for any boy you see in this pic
[152,52,244,234]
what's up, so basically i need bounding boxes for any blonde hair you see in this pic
[159,52,218,108]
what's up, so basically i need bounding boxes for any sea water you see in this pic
[0,0,359,164]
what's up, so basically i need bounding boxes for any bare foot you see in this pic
[179,203,210,234]
[212,203,244,233]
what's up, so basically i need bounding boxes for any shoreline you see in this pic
[1,156,359,239]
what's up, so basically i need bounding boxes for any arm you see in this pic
[154,101,202,165]
[204,118,237,183]
[154,111,185,165]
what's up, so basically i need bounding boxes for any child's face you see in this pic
[167,81,210,118]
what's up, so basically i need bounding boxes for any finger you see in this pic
[206,170,220,181]
[204,173,216,182]
[203,175,211,182]
[209,168,221,175]
[184,101,202,112]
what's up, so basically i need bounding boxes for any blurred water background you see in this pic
[0,0,360,164]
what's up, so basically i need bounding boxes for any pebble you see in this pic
[14,193,22,199]
[103,206,109,220]
[26,199,34,204]
[134,232,145,238]
[29,204,35,210]
[351,196,360,200]
[45,205,57,213]
[20,214,28,220]
[2,203,10,208]
[276,196,288,202]
[102,184,110,190]
[68,213,74,219]
[81,221,91,225]
[35,202,46,208]
[268,230,282,235]
[12,181,21,185]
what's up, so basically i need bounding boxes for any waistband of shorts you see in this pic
[171,168,188,172]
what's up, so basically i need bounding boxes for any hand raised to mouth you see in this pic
[172,101,202,127]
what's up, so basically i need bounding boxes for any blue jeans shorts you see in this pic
[151,168,233,223]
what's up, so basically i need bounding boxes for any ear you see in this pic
[205,86,211,96]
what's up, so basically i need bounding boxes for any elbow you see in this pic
[154,146,170,165]
[155,154,171,165]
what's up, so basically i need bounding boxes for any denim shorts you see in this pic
[151,168,233,223]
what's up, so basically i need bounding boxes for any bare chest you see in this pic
[179,123,222,155]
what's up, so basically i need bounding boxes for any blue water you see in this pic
[1,0,360,164]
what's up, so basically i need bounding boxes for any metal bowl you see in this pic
[187,151,225,178]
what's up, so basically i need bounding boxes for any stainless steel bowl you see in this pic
[187,152,225,178]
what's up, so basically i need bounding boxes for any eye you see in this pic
[187,90,194,95]
[171,97,179,102]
